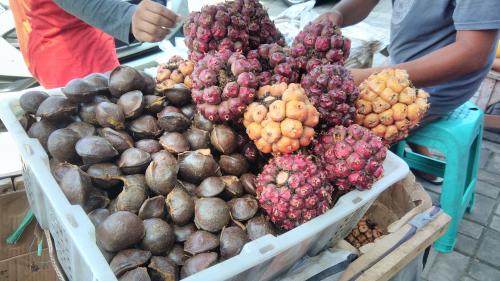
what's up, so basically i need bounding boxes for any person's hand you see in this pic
[314,10,343,26]
[350,68,377,86]
[132,0,180,42]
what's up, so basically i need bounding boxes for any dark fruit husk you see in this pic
[148,256,178,281]
[128,115,163,139]
[67,121,96,139]
[210,125,237,154]
[196,177,225,197]
[166,187,194,226]
[116,185,147,214]
[60,167,91,206]
[19,90,49,114]
[240,173,257,196]
[119,267,151,281]
[110,249,152,277]
[193,113,213,132]
[28,119,58,151]
[96,211,145,252]
[173,223,196,243]
[180,252,218,278]
[87,163,122,189]
[167,244,187,266]
[178,150,220,184]
[140,218,175,255]
[159,132,190,154]
[47,128,80,163]
[96,102,126,130]
[246,216,277,241]
[79,96,111,125]
[36,96,77,121]
[219,154,249,176]
[97,128,134,153]
[84,187,111,213]
[140,72,156,95]
[194,197,230,233]
[157,111,191,132]
[88,208,110,227]
[117,147,151,174]
[135,139,162,154]
[117,90,144,119]
[164,84,192,106]
[76,136,119,164]
[220,226,248,260]
[109,66,145,97]
[62,78,99,103]
[180,104,196,119]
[143,95,165,114]
[184,230,220,255]
[138,196,167,220]
[183,128,210,150]
[145,158,178,195]
[228,197,258,221]
[221,176,244,199]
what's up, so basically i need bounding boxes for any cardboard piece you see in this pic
[337,173,433,280]
[0,191,56,281]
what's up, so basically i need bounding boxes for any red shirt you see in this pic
[9,0,119,89]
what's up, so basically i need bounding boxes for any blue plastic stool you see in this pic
[394,101,484,253]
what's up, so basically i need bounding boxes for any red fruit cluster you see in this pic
[291,19,351,69]
[184,0,284,62]
[301,64,359,127]
[191,50,262,122]
[311,124,386,191]
[256,153,333,230]
[247,44,302,85]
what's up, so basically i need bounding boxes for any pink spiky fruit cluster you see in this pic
[311,124,387,191]
[184,0,284,62]
[301,64,359,128]
[191,50,261,122]
[256,153,333,230]
[291,19,351,70]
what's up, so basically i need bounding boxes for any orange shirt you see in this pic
[9,0,119,89]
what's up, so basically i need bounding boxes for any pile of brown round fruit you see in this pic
[17,1,432,280]
[20,65,278,280]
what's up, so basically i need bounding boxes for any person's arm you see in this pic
[53,0,179,43]
[351,29,499,86]
[314,0,380,27]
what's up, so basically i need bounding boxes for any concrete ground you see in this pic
[263,1,500,280]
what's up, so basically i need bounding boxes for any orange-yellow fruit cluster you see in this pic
[244,83,319,155]
[156,56,194,91]
[355,69,429,144]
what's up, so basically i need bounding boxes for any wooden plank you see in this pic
[356,213,450,281]
[476,77,496,110]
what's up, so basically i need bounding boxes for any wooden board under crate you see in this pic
[476,70,500,129]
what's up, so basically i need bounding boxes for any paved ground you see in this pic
[419,138,500,281]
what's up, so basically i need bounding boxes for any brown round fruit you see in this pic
[166,187,194,226]
[157,111,191,132]
[134,139,162,154]
[194,197,230,233]
[88,208,110,227]
[117,148,151,174]
[95,102,126,130]
[184,230,219,255]
[87,163,122,189]
[28,119,58,151]
[246,216,276,240]
[145,158,178,195]
[66,121,96,139]
[173,223,196,243]
[36,96,77,121]
[128,115,163,139]
[97,128,134,153]
[96,211,145,252]
[47,128,80,163]
[116,186,147,214]
[148,256,178,281]
[167,244,187,266]
[117,90,144,119]
[110,249,152,277]
[220,226,248,260]
[219,154,249,176]
[240,173,257,196]
[19,90,49,114]
[178,150,220,184]
[210,125,237,154]
[184,128,210,150]
[196,177,225,197]
[228,197,258,221]
[181,252,218,278]
[159,132,190,154]
[140,218,175,255]
[138,196,166,220]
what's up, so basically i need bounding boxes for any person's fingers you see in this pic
[142,9,176,28]
[144,0,180,23]
[135,21,169,42]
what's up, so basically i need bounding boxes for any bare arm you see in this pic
[315,0,380,27]
[493,58,500,72]
[351,30,499,87]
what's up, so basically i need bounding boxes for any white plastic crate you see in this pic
[0,90,409,281]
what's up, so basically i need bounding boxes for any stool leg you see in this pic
[434,152,467,253]
[467,127,483,213]
[467,192,475,213]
